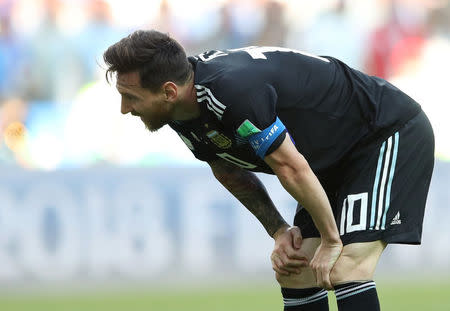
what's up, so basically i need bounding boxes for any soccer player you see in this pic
[103,30,434,311]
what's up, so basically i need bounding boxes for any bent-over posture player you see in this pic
[103,30,434,311]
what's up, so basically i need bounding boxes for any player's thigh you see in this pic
[336,111,434,246]
[275,237,321,288]
[330,240,387,285]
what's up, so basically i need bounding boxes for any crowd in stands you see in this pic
[0,0,449,169]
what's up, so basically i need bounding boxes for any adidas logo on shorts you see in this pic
[390,212,402,225]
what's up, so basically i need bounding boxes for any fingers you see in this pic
[284,248,309,265]
[271,252,305,275]
[310,261,332,290]
[289,226,303,249]
[272,226,308,275]
[271,254,291,275]
[309,242,343,290]
[322,271,333,290]
[314,268,332,290]
[273,246,309,267]
[310,258,328,290]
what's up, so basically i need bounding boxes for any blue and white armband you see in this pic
[237,117,286,159]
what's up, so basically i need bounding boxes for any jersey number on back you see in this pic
[198,46,329,63]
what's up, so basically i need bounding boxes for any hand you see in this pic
[271,225,309,276]
[310,239,343,290]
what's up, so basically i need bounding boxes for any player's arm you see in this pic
[208,158,308,274]
[264,135,340,245]
[209,158,287,237]
[264,134,343,289]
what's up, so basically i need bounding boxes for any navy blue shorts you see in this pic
[294,110,435,245]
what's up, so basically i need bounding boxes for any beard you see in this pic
[141,115,169,132]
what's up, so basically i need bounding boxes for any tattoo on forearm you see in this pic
[210,160,288,237]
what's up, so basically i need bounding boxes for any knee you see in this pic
[275,272,303,287]
[275,272,303,288]
[275,268,316,288]
[275,272,298,285]
[275,272,287,285]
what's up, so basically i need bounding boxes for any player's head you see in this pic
[103,30,192,131]
[104,30,191,92]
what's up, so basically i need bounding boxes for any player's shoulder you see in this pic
[192,49,271,88]
[191,55,261,108]
[191,50,257,81]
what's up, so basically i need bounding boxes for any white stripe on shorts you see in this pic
[369,132,399,230]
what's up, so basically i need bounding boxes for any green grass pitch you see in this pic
[1,279,449,311]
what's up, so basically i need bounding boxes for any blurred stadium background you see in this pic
[0,0,449,310]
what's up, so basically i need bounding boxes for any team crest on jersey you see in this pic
[206,130,232,149]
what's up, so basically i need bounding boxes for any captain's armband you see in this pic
[237,117,286,159]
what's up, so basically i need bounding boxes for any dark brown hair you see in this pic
[103,30,192,92]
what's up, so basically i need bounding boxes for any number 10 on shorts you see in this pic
[339,192,368,235]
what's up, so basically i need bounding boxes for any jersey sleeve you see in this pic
[169,125,218,163]
[221,82,287,159]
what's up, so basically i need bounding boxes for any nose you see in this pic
[121,100,133,115]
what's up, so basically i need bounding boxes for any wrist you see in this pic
[320,233,342,245]
[271,223,290,240]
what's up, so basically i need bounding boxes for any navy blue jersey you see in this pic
[169,47,421,178]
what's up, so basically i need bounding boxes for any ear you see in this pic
[162,82,178,101]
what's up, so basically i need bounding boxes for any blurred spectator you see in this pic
[365,0,428,78]
[26,0,83,103]
[426,0,450,39]
[301,0,367,70]
[191,0,255,52]
[389,1,450,160]
[150,0,176,35]
[75,0,124,84]
[0,0,27,98]
[255,0,288,47]
[0,0,447,169]
[0,97,29,167]
[196,1,236,51]
[224,0,265,48]
[185,0,267,54]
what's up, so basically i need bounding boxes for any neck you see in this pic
[173,73,200,121]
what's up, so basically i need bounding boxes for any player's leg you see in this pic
[276,109,434,310]
[275,202,330,311]
[275,238,386,311]
[331,240,386,284]
[275,238,320,288]
[329,109,434,311]
[275,237,329,311]
[330,240,386,311]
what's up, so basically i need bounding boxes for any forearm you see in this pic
[265,136,340,243]
[209,160,288,237]
[278,166,340,243]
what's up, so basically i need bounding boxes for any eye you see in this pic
[123,94,136,101]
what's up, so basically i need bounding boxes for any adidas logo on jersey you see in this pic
[390,212,402,225]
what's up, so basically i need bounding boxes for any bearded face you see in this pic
[116,72,174,132]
